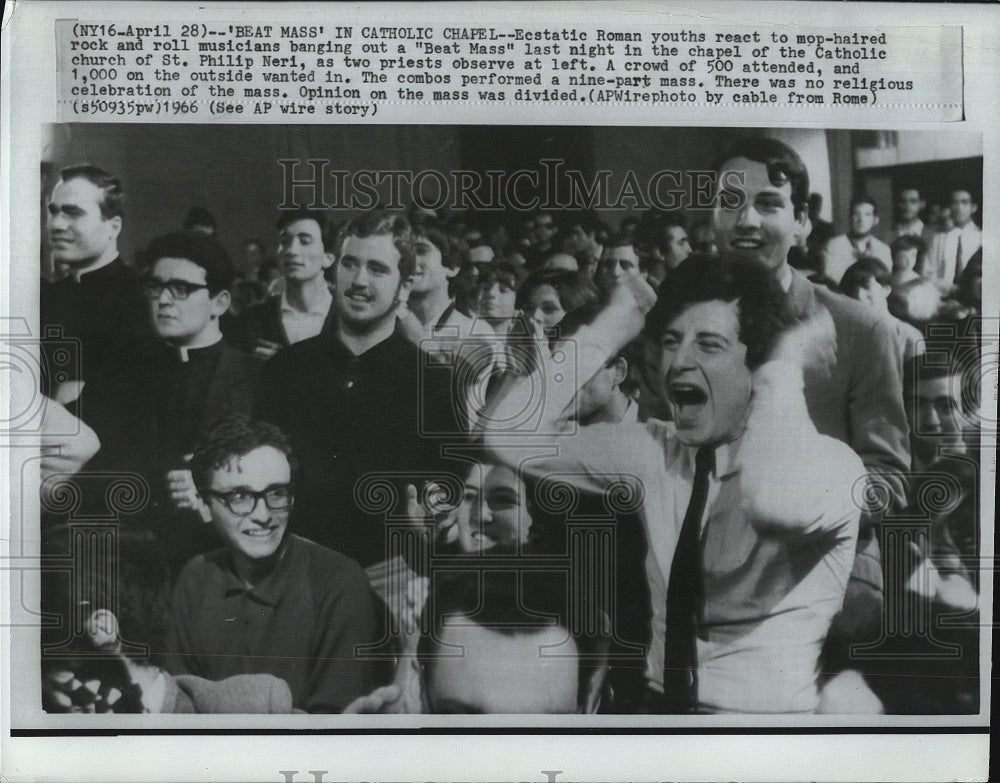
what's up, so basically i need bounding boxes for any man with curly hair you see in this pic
[163,414,378,713]
[485,255,864,713]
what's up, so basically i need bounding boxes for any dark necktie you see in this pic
[662,446,714,713]
[953,234,964,284]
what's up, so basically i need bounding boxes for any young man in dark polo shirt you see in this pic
[254,209,462,568]
[164,415,378,713]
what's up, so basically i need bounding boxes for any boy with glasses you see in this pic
[164,414,378,713]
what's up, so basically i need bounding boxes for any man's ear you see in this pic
[445,264,460,280]
[578,612,610,714]
[210,289,231,317]
[872,215,880,228]
[108,215,123,242]
[396,278,412,307]
[322,251,335,270]
[795,209,812,243]
[611,356,628,387]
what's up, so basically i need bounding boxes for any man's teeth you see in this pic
[670,383,708,405]
[243,528,273,537]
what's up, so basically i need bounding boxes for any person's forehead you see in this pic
[427,623,578,713]
[718,156,792,197]
[667,298,741,336]
[341,233,401,264]
[51,177,103,207]
[916,374,961,400]
[529,283,560,302]
[281,218,323,238]
[483,463,521,494]
[951,190,973,203]
[151,257,208,282]
[898,189,921,200]
[210,445,291,488]
[604,246,638,262]
[853,203,875,213]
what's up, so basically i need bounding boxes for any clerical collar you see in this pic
[175,334,224,363]
[70,255,120,282]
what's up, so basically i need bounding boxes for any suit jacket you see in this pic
[821,234,892,284]
[787,268,910,511]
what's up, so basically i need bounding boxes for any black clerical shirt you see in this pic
[254,328,464,567]
[40,258,152,393]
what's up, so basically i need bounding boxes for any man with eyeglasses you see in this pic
[74,230,258,569]
[164,414,377,713]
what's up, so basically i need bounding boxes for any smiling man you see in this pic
[164,414,377,713]
[484,257,864,713]
[254,209,463,568]
[711,141,910,680]
[41,164,152,399]
[75,231,259,569]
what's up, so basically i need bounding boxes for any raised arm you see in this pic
[740,311,865,541]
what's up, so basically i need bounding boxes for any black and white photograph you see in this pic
[24,122,988,719]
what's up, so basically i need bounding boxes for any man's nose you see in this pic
[48,213,68,230]
[736,204,761,229]
[157,287,175,304]
[248,495,270,523]
[672,338,698,368]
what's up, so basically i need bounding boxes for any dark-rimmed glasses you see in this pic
[143,278,210,300]
[200,485,294,516]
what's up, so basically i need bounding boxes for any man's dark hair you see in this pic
[634,209,689,255]
[515,268,600,317]
[338,209,417,279]
[183,206,217,233]
[412,217,470,271]
[644,253,794,370]
[850,194,879,215]
[891,234,927,257]
[276,208,337,252]
[603,231,636,251]
[841,257,891,299]
[59,164,125,220]
[417,545,609,711]
[712,137,810,214]
[190,413,298,490]
[478,259,527,294]
[146,230,234,296]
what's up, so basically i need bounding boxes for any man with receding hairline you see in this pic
[42,164,151,400]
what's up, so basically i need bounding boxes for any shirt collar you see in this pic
[175,334,224,363]
[70,255,121,282]
[680,439,738,480]
[221,535,298,606]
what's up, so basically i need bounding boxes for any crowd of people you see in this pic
[38,136,983,715]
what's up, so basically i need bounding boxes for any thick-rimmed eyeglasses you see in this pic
[200,485,295,516]
[143,278,210,300]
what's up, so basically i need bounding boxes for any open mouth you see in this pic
[667,382,709,407]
